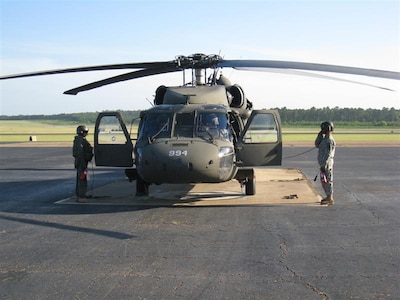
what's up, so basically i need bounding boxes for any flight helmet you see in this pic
[76,125,89,135]
[320,121,334,133]
[205,113,219,127]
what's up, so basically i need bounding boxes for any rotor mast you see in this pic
[175,53,222,86]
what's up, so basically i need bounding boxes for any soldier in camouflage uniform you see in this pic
[73,125,93,202]
[315,121,336,205]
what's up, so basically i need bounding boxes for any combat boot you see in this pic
[76,196,90,203]
[321,195,334,205]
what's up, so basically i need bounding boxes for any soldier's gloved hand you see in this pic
[320,166,326,172]
[315,132,324,148]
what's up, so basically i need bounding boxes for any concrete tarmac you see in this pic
[57,168,321,207]
[0,143,399,299]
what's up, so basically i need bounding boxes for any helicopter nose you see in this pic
[136,142,236,184]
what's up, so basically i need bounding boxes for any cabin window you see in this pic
[97,115,129,144]
[243,113,278,143]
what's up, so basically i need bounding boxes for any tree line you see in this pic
[275,107,400,126]
[1,107,399,127]
[0,111,141,125]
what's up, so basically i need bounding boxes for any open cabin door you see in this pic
[235,110,282,166]
[94,112,134,167]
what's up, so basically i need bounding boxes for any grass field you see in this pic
[0,120,399,144]
[0,121,94,143]
[283,128,400,143]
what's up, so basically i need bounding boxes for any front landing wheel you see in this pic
[136,175,149,196]
[245,177,256,195]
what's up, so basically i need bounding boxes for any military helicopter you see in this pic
[1,53,399,196]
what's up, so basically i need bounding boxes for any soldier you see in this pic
[73,125,93,202]
[200,113,221,138]
[315,121,336,205]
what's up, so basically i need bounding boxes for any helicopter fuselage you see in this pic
[134,104,237,184]
[94,82,283,196]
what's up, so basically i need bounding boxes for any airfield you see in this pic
[0,142,399,299]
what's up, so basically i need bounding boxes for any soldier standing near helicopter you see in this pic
[73,125,93,202]
[315,121,336,205]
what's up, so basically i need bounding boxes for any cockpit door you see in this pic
[94,112,134,167]
[235,110,282,166]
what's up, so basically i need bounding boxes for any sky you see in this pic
[0,0,399,116]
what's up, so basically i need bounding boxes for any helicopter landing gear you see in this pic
[245,177,256,196]
[235,167,256,196]
[136,175,149,196]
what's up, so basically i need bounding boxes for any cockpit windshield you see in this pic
[138,113,172,141]
[196,112,232,141]
[173,112,195,138]
[138,110,232,142]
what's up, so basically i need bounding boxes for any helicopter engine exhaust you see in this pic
[216,74,248,111]
[154,85,167,105]
[227,84,246,108]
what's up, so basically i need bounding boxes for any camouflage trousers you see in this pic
[75,164,88,198]
[321,166,333,197]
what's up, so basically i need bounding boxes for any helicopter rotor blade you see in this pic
[219,60,400,80]
[1,54,398,95]
[233,68,395,91]
[0,61,176,80]
[1,57,398,82]
[63,67,181,95]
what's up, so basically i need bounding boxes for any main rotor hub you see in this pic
[174,54,222,86]
[174,53,222,70]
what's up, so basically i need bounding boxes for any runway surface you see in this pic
[0,143,399,299]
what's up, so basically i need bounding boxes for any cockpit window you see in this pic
[138,113,172,140]
[173,112,195,138]
[196,112,232,141]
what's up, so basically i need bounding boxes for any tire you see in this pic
[136,175,149,196]
[245,177,256,195]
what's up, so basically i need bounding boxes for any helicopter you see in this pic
[1,53,399,196]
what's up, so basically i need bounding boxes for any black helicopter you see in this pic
[1,53,399,196]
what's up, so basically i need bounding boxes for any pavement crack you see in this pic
[279,239,288,255]
[340,184,381,223]
[278,238,330,300]
[305,281,330,300]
